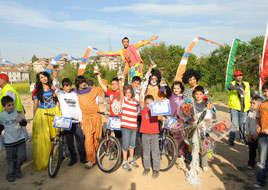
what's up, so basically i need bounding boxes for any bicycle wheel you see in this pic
[159,135,178,171]
[48,139,63,178]
[96,136,122,173]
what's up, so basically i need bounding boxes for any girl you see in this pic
[169,81,187,159]
[119,78,139,172]
[73,75,103,169]
[33,71,61,170]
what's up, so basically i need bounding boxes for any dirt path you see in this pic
[0,95,257,190]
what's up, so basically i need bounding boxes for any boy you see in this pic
[191,86,215,172]
[254,82,268,188]
[0,96,27,182]
[246,96,262,170]
[55,78,86,166]
[139,94,160,178]
[97,74,122,138]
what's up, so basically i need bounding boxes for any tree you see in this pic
[32,55,38,63]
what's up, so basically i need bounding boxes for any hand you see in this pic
[78,122,82,127]
[150,35,158,41]
[262,128,268,135]
[194,115,198,120]
[97,51,105,56]
[17,115,23,123]
[207,102,213,110]
[53,70,59,78]
[257,126,261,134]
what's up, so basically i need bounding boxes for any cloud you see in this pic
[0,2,149,37]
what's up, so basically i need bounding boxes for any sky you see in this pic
[0,0,267,63]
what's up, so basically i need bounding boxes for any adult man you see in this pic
[228,71,255,145]
[98,35,158,84]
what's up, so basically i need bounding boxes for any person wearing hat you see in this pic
[98,35,158,84]
[228,71,256,146]
[0,74,24,114]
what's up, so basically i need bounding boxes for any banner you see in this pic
[225,38,240,91]
[260,22,268,88]
[46,53,77,74]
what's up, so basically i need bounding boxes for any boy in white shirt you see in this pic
[55,78,86,166]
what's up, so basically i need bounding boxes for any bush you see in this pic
[11,83,30,94]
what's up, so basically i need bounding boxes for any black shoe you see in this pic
[6,175,15,182]
[68,159,77,166]
[228,141,234,146]
[16,171,22,178]
[142,169,150,176]
[152,170,159,179]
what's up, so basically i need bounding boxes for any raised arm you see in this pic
[133,35,159,49]
[97,73,108,93]
[118,72,124,102]
[97,50,121,57]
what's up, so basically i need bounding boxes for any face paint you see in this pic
[150,80,158,85]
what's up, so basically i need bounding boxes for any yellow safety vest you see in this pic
[0,84,24,114]
[228,81,251,112]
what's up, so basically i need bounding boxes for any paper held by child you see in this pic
[52,116,72,130]
[149,100,171,116]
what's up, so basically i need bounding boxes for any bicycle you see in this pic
[44,113,73,178]
[96,112,122,173]
[159,116,178,171]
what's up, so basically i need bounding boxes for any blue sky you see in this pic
[0,0,267,63]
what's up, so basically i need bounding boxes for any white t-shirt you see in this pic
[55,89,82,122]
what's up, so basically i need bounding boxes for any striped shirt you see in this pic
[121,97,138,129]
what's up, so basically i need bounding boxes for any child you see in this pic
[246,96,262,170]
[254,82,268,188]
[169,81,186,159]
[54,78,86,166]
[0,96,27,182]
[191,86,215,172]
[139,94,160,178]
[98,74,122,138]
[119,77,139,172]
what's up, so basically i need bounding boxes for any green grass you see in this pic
[11,83,31,94]
[208,91,229,104]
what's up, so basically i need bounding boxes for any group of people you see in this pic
[0,35,268,189]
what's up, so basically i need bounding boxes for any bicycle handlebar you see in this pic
[44,113,79,122]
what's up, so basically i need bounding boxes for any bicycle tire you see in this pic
[96,136,122,173]
[159,135,178,171]
[48,139,63,178]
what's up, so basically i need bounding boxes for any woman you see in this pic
[182,69,207,98]
[73,75,103,169]
[32,71,61,170]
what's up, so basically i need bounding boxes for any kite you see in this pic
[78,46,102,76]
[46,53,77,74]
[0,57,14,65]
[174,37,225,82]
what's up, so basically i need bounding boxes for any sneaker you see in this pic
[203,166,209,172]
[122,163,132,172]
[152,170,159,179]
[254,183,264,189]
[16,171,22,178]
[129,160,139,168]
[6,175,15,182]
[228,141,234,146]
[247,165,254,170]
[84,161,93,169]
[68,159,77,166]
[142,169,150,176]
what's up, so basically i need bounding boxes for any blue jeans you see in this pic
[256,134,268,186]
[229,108,247,143]
[121,127,137,151]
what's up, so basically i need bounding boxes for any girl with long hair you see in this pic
[32,71,61,170]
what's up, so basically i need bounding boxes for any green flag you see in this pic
[225,38,240,91]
